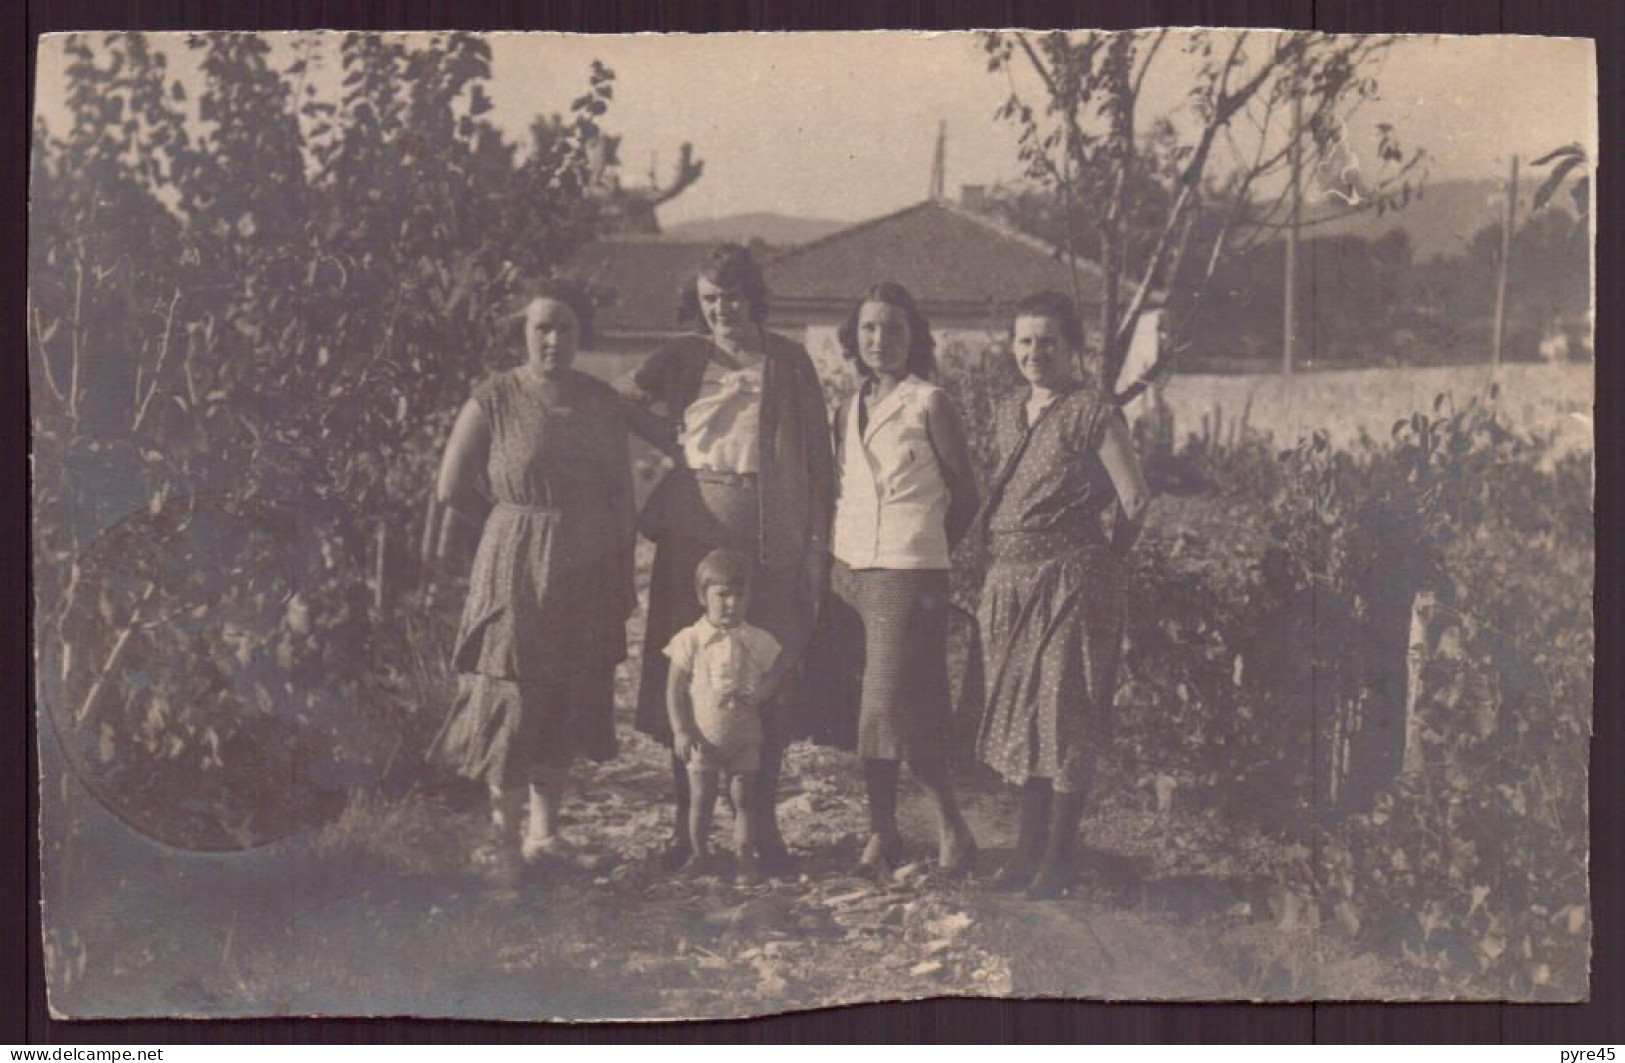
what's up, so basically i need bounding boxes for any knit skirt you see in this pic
[801,561,952,765]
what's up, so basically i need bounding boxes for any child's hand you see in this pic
[673,728,711,763]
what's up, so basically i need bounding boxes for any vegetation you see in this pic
[31,31,617,847]
[33,32,1591,1007]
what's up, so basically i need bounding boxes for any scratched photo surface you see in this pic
[30,30,1595,1018]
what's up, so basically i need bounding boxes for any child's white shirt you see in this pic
[664,617,781,725]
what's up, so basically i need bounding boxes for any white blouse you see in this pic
[680,361,762,474]
[831,376,951,570]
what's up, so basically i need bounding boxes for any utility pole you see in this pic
[929,120,946,201]
[1282,83,1303,376]
[1490,154,1520,373]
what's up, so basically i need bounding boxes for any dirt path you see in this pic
[45,721,1414,1020]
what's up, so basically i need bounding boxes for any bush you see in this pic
[31,32,616,848]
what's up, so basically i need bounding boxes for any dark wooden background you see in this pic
[8,0,1620,1044]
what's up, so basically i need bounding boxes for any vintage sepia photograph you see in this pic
[28,28,1595,1019]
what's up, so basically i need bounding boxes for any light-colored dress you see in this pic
[975,384,1126,793]
[429,369,633,787]
[664,617,782,773]
[813,375,955,764]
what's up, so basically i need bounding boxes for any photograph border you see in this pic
[8,0,1620,1044]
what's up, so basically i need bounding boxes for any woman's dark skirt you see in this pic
[633,471,808,743]
[800,560,952,766]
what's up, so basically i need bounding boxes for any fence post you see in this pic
[1402,589,1436,775]
[373,520,388,614]
[1490,154,1520,375]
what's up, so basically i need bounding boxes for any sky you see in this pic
[34,30,1596,228]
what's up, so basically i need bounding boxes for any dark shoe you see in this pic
[657,834,693,872]
[989,856,1037,892]
[1024,856,1073,899]
[756,840,794,877]
[938,829,979,877]
[680,851,724,877]
[1026,788,1086,900]
[991,782,1050,892]
[735,850,764,886]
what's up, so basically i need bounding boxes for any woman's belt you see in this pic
[988,525,1106,559]
[492,499,559,515]
[688,468,758,489]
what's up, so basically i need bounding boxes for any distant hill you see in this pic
[662,212,848,249]
[1300,178,1510,262]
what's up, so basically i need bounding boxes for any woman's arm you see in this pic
[923,388,981,551]
[613,347,686,462]
[604,408,639,617]
[436,398,492,514]
[1098,411,1151,556]
[799,356,836,555]
[793,354,836,639]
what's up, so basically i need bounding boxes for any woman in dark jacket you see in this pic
[617,243,834,872]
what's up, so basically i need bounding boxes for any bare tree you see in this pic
[983,29,1427,389]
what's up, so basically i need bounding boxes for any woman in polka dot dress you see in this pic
[974,291,1151,899]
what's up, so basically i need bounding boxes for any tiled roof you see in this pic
[765,199,1106,316]
[573,201,1110,336]
[573,237,714,335]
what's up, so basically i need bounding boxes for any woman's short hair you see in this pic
[676,243,771,331]
[1013,289,1085,351]
[836,281,939,381]
[515,278,596,350]
[695,548,753,601]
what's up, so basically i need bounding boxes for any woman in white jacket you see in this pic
[819,282,980,877]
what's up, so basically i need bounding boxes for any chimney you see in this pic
[959,184,988,213]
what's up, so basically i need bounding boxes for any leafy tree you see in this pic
[30,31,617,848]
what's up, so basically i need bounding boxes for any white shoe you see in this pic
[521,831,569,865]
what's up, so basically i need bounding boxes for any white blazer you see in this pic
[831,375,951,570]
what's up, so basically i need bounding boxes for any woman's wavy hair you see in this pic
[1012,289,1085,351]
[512,277,596,350]
[836,281,938,382]
[676,243,772,331]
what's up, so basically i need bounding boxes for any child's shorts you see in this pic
[689,706,762,774]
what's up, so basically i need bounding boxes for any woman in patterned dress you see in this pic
[616,244,834,872]
[975,290,1151,899]
[431,282,636,880]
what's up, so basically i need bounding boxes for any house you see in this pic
[572,191,1108,381]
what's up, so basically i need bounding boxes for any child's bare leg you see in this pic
[661,752,693,869]
[686,768,720,867]
[522,765,568,862]
[734,773,763,884]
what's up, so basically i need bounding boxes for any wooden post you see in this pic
[1491,155,1520,373]
[373,520,388,614]
[1402,590,1435,775]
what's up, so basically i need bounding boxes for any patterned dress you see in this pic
[975,385,1127,793]
[430,369,634,788]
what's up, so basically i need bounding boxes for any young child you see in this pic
[663,549,785,883]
